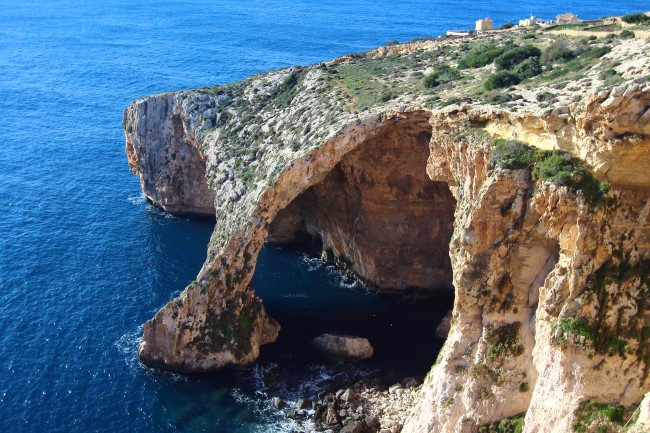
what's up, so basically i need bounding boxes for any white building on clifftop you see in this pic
[518,16,542,27]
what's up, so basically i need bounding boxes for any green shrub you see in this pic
[484,92,510,104]
[619,29,635,39]
[491,143,610,205]
[541,41,576,64]
[533,151,610,204]
[273,69,304,107]
[514,57,542,79]
[622,12,650,24]
[579,45,612,60]
[573,401,625,433]
[499,22,515,30]
[478,414,525,433]
[533,152,574,183]
[556,317,594,341]
[485,323,525,360]
[242,169,254,184]
[484,71,521,90]
[458,43,507,68]
[379,91,393,102]
[423,64,461,88]
[495,45,542,70]
[491,139,538,169]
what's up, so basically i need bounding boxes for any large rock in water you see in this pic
[311,334,374,361]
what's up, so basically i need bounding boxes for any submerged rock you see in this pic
[311,334,374,361]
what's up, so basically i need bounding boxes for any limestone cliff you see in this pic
[124,92,217,216]
[124,31,650,432]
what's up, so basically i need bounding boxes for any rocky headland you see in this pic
[124,27,650,432]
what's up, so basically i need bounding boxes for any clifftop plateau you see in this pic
[124,28,650,433]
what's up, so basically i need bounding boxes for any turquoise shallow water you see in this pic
[1,1,647,432]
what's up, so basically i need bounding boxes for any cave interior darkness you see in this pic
[251,116,459,378]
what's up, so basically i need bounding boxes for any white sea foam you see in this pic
[114,325,143,369]
[299,253,324,271]
[127,193,146,205]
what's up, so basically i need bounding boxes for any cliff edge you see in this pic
[124,30,650,432]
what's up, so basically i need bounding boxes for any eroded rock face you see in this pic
[124,92,217,216]
[311,334,374,361]
[402,102,650,433]
[124,35,650,433]
[269,116,455,292]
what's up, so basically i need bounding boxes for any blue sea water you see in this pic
[1,1,647,432]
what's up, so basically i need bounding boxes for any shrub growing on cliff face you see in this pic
[478,414,525,433]
[533,151,581,184]
[490,139,538,169]
[485,322,525,360]
[490,141,610,205]
[533,150,610,204]
[572,401,626,433]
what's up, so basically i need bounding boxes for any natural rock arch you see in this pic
[267,114,456,295]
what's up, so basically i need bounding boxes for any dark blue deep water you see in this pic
[1,1,647,432]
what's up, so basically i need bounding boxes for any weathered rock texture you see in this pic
[268,115,455,291]
[312,334,374,361]
[403,97,650,433]
[125,33,650,432]
[124,92,217,216]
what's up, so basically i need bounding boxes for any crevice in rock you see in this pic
[526,242,560,309]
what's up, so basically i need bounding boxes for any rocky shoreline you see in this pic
[274,377,422,433]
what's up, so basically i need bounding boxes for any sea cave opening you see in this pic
[250,114,457,392]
